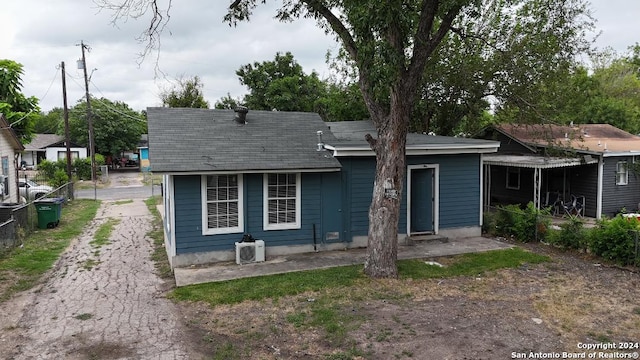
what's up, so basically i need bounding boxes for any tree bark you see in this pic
[364,106,409,278]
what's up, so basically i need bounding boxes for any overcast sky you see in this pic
[1,0,639,113]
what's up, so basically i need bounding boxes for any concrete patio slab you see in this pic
[174,236,514,287]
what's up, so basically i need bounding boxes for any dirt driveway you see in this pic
[0,190,194,358]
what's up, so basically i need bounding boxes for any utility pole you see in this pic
[78,40,97,182]
[61,62,72,182]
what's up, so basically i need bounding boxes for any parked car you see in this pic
[18,180,53,201]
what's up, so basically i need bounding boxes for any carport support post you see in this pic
[533,168,542,209]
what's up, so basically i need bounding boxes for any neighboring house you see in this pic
[478,123,640,219]
[147,107,500,268]
[0,114,26,203]
[21,134,87,169]
[138,134,150,172]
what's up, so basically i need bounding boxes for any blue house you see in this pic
[146,107,500,268]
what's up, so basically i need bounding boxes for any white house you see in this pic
[0,114,25,203]
[21,134,87,169]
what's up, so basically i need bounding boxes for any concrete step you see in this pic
[404,234,449,246]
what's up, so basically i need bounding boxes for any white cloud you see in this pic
[3,0,638,113]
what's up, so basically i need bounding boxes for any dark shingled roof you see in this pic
[146,108,341,173]
[326,120,498,148]
[24,134,64,151]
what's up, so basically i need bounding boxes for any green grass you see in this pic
[82,259,101,271]
[398,247,549,279]
[169,248,550,307]
[89,218,120,248]
[170,264,363,306]
[0,199,100,302]
[114,200,133,205]
[144,196,173,279]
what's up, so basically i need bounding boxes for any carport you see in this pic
[483,154,599,214]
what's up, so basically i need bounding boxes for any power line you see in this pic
[89,83,146,122]
[39,67,61,105]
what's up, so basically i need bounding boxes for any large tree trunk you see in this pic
[364,108,409,278]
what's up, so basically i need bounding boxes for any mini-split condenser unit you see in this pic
[235,240,265,264]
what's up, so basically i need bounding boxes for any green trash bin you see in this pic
[34,197,64,229]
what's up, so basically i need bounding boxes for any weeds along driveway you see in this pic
[10,199,191,359]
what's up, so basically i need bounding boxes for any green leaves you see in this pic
[0,59,40,143]
[160,76,209,108]
[68,97,146,157]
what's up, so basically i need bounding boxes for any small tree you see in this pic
[160,76,210,108]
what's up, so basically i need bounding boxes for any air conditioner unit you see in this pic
[235,240,265,264]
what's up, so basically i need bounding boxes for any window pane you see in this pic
[207,188,218,201]
[266,173,297,226]
[206,175,241,230]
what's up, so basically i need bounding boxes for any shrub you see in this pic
[588,215,639,265]
[37,160,58,179]
[74,155,106,180]
[50,169,69,189]
[495,202,550,243]
[73,158,92,180]
[545,215,587,250]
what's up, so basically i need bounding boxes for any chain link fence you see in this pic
[0,170,74,251]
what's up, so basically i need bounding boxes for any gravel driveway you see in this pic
[1,173,194,359]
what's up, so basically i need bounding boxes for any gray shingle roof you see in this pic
[326,120,499,148]
[146,108,341,173]
[24,134,64,151]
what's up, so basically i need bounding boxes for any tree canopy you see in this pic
[234,52,325,112]
[0,59,40,143]
[215,52,369,121]
[160,76,210,108]
[68,97,147,156]
[33,108,64,134]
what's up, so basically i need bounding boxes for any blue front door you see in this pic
[410,168,434,233]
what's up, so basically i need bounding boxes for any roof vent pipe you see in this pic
[234,106,248,124]
[317,131,324,151]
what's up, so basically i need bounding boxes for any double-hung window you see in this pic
[202,174,243,235]
[264,173,301,230]
[616,161,628,186]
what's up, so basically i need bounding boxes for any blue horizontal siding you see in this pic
[429,154,480,228]
[172,153,482,255]
[173,172,330,254]
[342,154,482,236]
[174,175,244,254]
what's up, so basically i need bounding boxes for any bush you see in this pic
[50,169,69,188]
[37,160,58,179]
[545,215,587,250]
[495,202,550,243]
[588,215,639,265]
[73,155,106,180]
[73,158,92,180]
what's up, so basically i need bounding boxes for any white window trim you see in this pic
[506,167,520,190]
[616,161,628,186]
[263,173,301,230]
[201,174,244,235]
